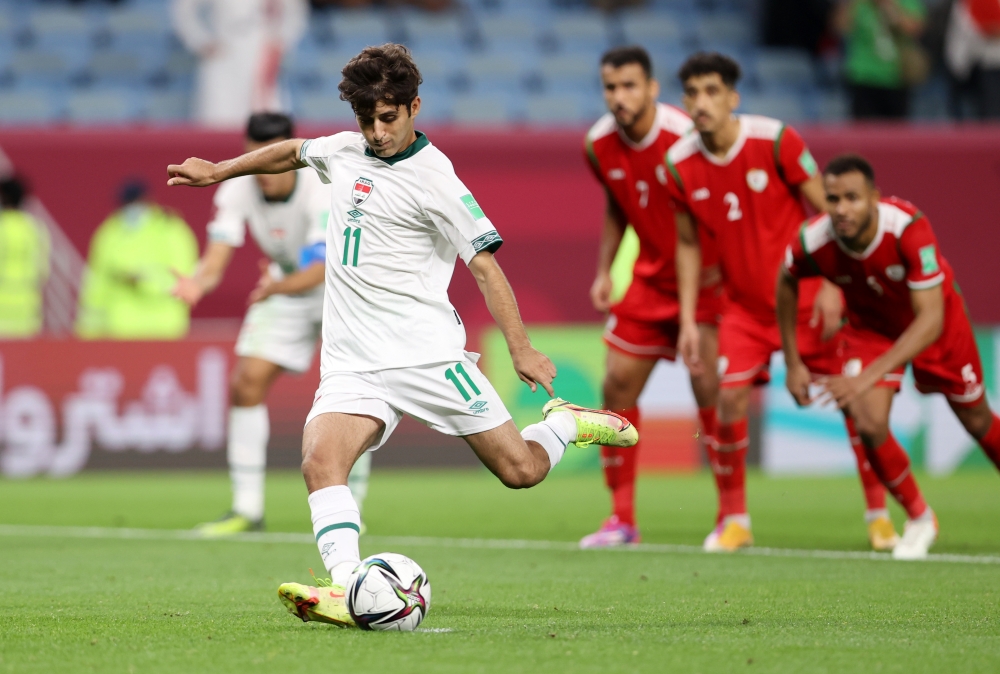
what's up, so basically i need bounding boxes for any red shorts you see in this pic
[603,278,723,361]
[718,303,844,388]
[841,322,986,408]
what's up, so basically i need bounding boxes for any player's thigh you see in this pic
[717,309,776,390]
[301,412,385,491]
[463,419,544,488]
[845,386,895,448]
[230,356,284,406]
[603,348,657,409]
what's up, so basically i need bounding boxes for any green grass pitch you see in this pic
[1,469,999,673]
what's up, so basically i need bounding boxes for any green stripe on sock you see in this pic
[315,522,360,540]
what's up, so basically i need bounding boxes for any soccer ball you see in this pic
[346,553,431,631]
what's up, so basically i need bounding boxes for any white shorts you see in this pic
[235,293,323,373]
[305,353,512,450]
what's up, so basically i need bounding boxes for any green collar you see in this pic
[365,131,429,165]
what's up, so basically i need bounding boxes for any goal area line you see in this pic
[1,524,998,566]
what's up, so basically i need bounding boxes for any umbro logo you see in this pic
[693,188,710,201]
[469,400,489,414]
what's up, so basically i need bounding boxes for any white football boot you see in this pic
[892,511,938,560]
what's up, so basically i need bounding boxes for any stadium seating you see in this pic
[0,0,952,127]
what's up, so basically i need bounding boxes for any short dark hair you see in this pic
[0,176,26,209]
[677,52,742,88]
[246,112,294,143]
[339,43,422,117]
[824,154,876,185]
[600,46,652,78]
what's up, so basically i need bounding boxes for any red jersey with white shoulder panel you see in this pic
[585,102,719,298]
[665,115,821,323]
[783,196,963,341]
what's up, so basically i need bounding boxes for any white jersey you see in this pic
[300,131,503,373]
[207,168,329,286]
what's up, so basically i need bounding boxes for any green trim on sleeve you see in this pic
[799,221,822,275]
[299,139,312,163]
[773,124,787,169]
[585,137,600,172]
[665,156,684,192]
[471,230,503,255]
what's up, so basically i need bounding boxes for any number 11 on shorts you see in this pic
[445,363,481,402]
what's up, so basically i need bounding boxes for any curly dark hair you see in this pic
[677,52,742,89]
[339,43,423,117]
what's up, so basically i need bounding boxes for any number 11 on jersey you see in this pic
[342,227,361,267]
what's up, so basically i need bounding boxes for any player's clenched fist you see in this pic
[785,360,813,407]
[167,157,219,187]
[590,272,613,313]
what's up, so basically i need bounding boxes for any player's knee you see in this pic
[602,371,636,409]
[717,388,747,422]
[853,415,888,449]
[955,404,993,440]
[496,458,543,489]
[230,370,265,406]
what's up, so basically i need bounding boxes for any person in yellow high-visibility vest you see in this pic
[0,177,50,338]
[76,180,199,340]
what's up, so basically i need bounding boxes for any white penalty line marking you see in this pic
[1,524,999,566]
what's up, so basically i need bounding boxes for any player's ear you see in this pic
[409,96,421,118]
[649,77,660,101]
[730,88,740,112]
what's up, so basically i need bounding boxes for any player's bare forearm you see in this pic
[862,285,944,387]
[800,174,827,214]
[591,196,627,312]
[251,262,324,304]
[675,211,701,328]
[173,241,233,305]
[468,251,556,395]
[167,139,306,187]
[776,270,803,366]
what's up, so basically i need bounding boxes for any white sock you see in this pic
[864,508,890,524]
[521,412,576,472]
[722,514,752,529]
[228,404,269,521]
[348,451,372,514]
[310,485,362,586]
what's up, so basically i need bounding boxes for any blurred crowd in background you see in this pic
[2,0,1000,342]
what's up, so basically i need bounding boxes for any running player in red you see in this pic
[581,46,723,548]
[667,53,883,553]
[779,154,1000,560]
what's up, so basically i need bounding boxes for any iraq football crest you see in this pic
[352,177,374,206]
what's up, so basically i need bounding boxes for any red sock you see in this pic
[714,418,749,518]
[976,414,1000,472]
[601,407,639,526]
[844,417,886,510]
[866,434,927,520]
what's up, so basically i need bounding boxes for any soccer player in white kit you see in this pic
[168,44,637,628]
[172,113,370,536]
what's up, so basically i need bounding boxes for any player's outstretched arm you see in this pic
[777,269,812,406]
[468,251,556,397]
[675,211,703,374]
[167,139,307,187]
[822,285,945,409]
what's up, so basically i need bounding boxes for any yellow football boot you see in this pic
[542,398,639,448]
[703,518,754,553]
[867,515,900,552]
[194,512,263,537]
[278,578,356,628]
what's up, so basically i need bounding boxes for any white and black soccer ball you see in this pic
[347,553,431,631]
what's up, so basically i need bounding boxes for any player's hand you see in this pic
[785,360,814,407]
[511,346,557,397]
[590,272,613,313]
[817,374,871,409]
[678,322,703,376]
[248,259,276,305]
[171,270,204,306]
[167,158,220,187]
[811,281,844,341]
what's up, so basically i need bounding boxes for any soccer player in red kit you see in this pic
[581,46,724,548]
[779,154,1000,559]
[668,53,869,553]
